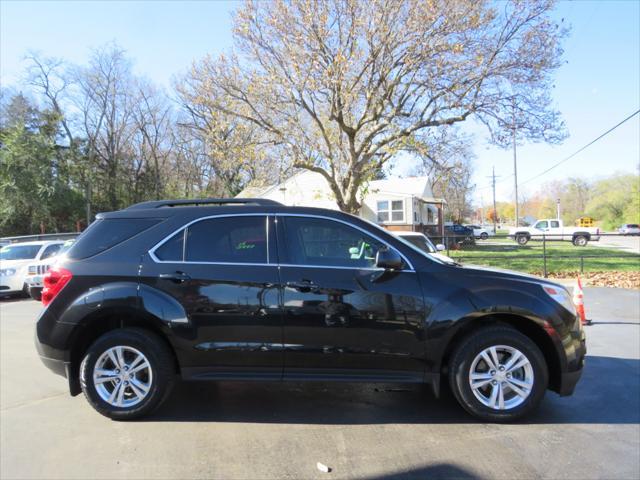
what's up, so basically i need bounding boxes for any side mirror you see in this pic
[436,243,445,251]
[375,247,403,270]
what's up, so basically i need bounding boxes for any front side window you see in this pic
[184,216,267,263]
[535,221,548,229]
[377,200,404,223]
[282,216,388,268]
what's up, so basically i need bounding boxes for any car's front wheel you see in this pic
[80,328,175,420]
[448,326,548,422]
[480,232,489,240]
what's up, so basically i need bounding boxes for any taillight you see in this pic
[42,267,73,306]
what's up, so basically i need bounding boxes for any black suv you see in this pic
[35,199,585,421]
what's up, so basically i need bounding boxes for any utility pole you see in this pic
[556,198,561,220]
[487,166,500,234]
[512,99,519,227]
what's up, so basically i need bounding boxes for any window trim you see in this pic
[376,199,405,224]
[148,212,414,271]
[149,214,270,265]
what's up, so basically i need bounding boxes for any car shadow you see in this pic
[362,463,481,479]
[149,355,639,425]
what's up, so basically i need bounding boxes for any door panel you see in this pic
[140,215,283,378]
[277,215,427,379]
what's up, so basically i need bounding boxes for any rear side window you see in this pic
[67,218,160,259]
[177,216,267,263]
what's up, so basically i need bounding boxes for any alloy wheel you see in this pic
[468,345,534,410]
[93,346,153,408]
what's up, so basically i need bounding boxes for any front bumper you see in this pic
[558,326,587,396]
[0,274,24,293]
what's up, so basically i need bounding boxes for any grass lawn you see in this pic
[449,241,640,274]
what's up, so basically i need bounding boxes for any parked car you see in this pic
[24,240,75,301]
[35,198,585,422]
[0,241,65,296]
[393,231,453,263]
[509,219,600,246]
[465,224,495,240]
[444,224,476,245]
[618,224,640,236]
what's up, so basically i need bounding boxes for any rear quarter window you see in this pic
[66,218,160,259]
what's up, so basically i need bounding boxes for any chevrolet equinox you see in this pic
[35,198,586,421]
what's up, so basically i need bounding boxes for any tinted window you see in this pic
[550,221,560,228]
[283,216,385,268]
[536,221,548,229]
[155,230,184,261]
[0,244,41,260]
[185,216,267,263]
[67,218,160,259]
[40,244,62,259]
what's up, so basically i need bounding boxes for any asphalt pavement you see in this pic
[1,288,639,480]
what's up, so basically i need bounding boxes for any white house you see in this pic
[237,170,445,236]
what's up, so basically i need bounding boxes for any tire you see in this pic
[448,325,548,422]
[21,283,30,298]
[516,234,529,245]
[29,288,42,301]
[480,232,489,240]
[80,328,175,420]
[573,235,588,247]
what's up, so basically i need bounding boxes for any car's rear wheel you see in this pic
[80,328,175,420]
[515,234,529,245]
[573,235,588,246]
[480,232,489,240]
[448,326,548,422]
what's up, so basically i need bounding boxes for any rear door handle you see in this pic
[286,280,319,292]
[159,271,191,283]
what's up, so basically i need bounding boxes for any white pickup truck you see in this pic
[509,219,600,246]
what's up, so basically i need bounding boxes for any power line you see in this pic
[475,108,639,191]
[520,109,640,186]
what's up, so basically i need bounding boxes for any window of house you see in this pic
[376,200,404,223]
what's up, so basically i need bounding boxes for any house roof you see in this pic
[235,184,275,198]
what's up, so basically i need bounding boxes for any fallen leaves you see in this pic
[533,271,640,290]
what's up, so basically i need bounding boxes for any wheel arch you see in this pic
[66,306,180,396]
[440,313,562,393]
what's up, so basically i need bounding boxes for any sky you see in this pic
[1,0,639,205]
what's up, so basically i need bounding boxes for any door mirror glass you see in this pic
[375,247,403,270]
[436,243,446,251]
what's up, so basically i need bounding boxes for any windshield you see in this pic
[400,235,436,254]
[0,244,42,260]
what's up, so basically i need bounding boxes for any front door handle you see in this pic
[159,271,191,283]
[286,280,319,293]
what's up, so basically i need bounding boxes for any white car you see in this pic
[24,240,75,300]
[618,224,640,236]
[509,219,600,246]
[465,224,495,240]
[393,231,453,263]
[0,241,65,296]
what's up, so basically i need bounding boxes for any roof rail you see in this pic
[126,198,282,210]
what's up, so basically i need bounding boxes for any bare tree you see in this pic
[184,0,566,213]
[74,44,138,210]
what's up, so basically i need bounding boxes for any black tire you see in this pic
[573,235,588,247]
[448,325,548,422]
[480,232,489,240]
[29,288,42,301]
[80,328,175,420]
[21,283,30,298]
[516,234,529,245]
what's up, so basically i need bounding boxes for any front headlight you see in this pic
[0,268,17,276]
[542,284,576,314]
